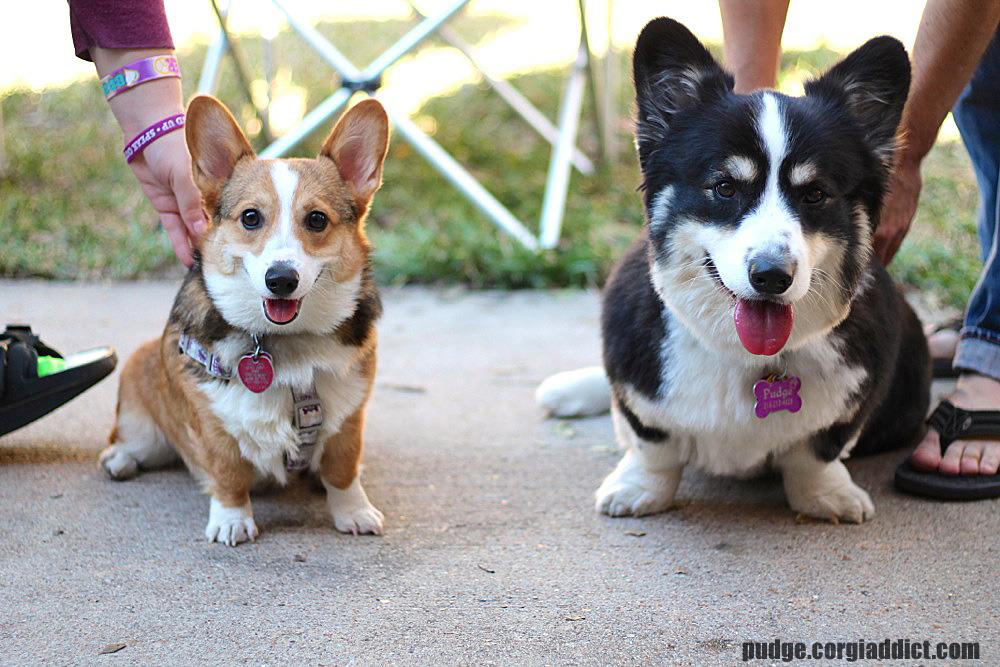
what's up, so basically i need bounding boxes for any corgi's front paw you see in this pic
[99,445,139,480]
[785,478,875,524]
[333,504,384,536]
[595,452,682,517]
[205,498,258,546]
[779,451,875,524]
[596,475,675,517]
[324,478,384,535]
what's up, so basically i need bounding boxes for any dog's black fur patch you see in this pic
[335,262,382,347]
[602,232,666,400]
[615,393,670,443]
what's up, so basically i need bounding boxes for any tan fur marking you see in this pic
[319,351,376,489]
[114,331,255,505]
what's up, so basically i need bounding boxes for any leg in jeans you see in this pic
[954,29,1000,378]
[912,29,1000,477]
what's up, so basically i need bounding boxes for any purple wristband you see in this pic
[101,55,181,100]
[123,114,185,163]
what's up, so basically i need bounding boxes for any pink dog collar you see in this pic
[123,114,185,163]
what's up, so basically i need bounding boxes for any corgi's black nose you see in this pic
[748,258,795,295]
[265,264,299,297]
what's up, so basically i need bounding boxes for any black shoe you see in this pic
[0,325,117,436]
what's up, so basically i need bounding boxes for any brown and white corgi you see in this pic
[100,95,389,545]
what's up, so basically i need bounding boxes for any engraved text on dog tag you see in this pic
[238,352,274,393]
[753,373,802,419]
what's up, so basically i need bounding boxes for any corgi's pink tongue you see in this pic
[734,298,794,356]
[264,298,300,324]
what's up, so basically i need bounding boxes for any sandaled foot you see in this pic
[895,375,1000,500]
[0,325,117,436]
[926,319,961,379]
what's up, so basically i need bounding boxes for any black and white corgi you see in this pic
[539,18,930,523]
[101,95,389,544]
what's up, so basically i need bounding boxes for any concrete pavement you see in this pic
[1,280,996,665]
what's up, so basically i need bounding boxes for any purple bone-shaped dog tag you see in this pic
[753,374,802,419]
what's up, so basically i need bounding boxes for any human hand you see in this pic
[873,158,922,266]
[127,129,205,267]
[90,48,206,267]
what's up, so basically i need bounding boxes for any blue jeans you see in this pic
[953,28,1000,381]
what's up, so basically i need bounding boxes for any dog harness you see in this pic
[178,332,323,471]
[178,332,231,379]
[287,387,322,472]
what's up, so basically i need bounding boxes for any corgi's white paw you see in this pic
[205,498,258,546]
[595,449,682,517]
[325,477,384,535]
[99,445,139,480]
[780,450,875,524]
[333,504,385,536]
[786,479,874,524]
[536,366,611,418]
[596,476,675,517]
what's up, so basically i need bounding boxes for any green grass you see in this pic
[0,16,982,310]
[890,141,982,310]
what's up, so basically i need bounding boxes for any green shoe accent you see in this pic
[37,355,67,377]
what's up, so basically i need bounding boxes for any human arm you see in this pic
[874,0,1000,265]
[69,1,205,267]
[718,0,790,93]
[90,48,205,267]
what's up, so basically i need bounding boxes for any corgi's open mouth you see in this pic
[704,255,793,356]
[263,298,301,325]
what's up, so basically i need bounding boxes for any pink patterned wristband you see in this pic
[123,114,185,163]
[101,55,181,100]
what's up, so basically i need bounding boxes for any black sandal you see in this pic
[894,400,1000,500]
[0,325,117,437]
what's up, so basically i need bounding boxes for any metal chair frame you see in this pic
[198,0,603,250]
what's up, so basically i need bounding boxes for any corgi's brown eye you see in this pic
[241,209,262,229]
[714,180,736,198]
[306,211,328,232]
[802,188,826,204]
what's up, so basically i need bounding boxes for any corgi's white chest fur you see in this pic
[198,334,370,483]
[623,319,869,475]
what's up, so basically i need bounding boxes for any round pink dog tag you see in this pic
[238,352,274,393]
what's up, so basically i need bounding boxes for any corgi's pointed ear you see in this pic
[320,99,389,214]
[632,18,733,150]
[185,95,255,206]
[805,37,910,167]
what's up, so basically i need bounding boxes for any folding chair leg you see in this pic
[386,107,540,252]
[539,39,589,249]
[410,6,594,175]
[260,88,353,159]
[579,0,607,166]
[197,27,227,94]
[205,0,275,143]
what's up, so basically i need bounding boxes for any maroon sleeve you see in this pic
[69,0,175,62]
